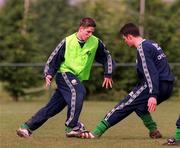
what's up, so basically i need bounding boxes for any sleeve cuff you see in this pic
[104,74,112,78]
[149,94,157,99]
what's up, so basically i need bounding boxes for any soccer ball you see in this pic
[72,121,86,131]
[78,122,86,131]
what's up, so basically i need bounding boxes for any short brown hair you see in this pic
[79,17,96,28]
[119,23,140,37]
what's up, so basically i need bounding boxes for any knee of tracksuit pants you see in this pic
[40,90,67,117]
[68,90,85,113]
[135,104,149,117]
[66,88,86,127]
[26,90,66,131]
[105,97,136,127]
[157,81,174,105]
[106,109,133,127]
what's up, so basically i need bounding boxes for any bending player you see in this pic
[79,23,174,139]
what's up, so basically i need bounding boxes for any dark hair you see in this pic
[79,17,96,28]
[119,23,140,37]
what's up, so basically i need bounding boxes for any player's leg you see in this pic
[135,81,173,140]
[59,72,86,137]
[88,97,134,138]
[135,81,173,139]
[134,85,162,139]
[135,109,162,139]
[17,89,67,138]
[79,82,148,139]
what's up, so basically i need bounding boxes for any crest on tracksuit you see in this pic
[71,79,78,85]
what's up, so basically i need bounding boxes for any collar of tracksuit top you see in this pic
[59,33,99,81]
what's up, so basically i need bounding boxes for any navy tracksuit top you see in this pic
[44,39,116,79]
[136,39,174,98]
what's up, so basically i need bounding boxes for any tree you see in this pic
[28,0,83,59]
[0,0,42,101]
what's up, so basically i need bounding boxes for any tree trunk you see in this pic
[12,95,19,102]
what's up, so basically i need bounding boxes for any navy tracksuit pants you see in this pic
[26,72,86,131]
[104,80,174,127]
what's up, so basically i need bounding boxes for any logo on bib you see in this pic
[71,79,78,85]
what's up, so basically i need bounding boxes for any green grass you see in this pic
[0,98,179,148]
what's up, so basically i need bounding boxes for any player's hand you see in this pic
[102,77,113,89]
[148,97,157,112]
[45,75,52,89]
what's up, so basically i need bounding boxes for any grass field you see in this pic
[0,97,179,148]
